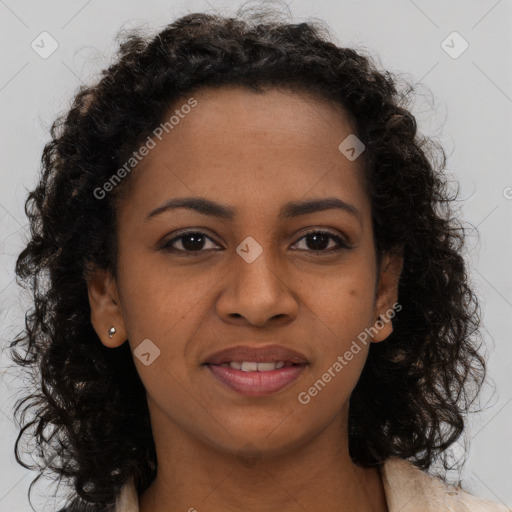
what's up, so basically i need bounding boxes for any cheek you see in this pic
[117,251,215,343]
[116,255,220,393]
[300,267,376,400]
[300,351,368,411]
[307,267,376,339]
[297,310,371,419]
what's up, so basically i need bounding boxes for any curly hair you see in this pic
[11,5,486,511]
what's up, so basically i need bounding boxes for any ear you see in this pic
[371,248,403,343]
[86,269,127,348]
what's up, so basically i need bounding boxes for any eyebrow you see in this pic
[147,196,362,224]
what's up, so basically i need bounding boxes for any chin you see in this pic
[198,415,326,460]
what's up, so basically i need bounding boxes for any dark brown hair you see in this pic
[11,5,485,511]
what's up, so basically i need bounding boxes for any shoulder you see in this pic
[56,495,121,511]
[54,477,137,512]
[380,456,511,512]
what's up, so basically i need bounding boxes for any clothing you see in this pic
[113,456,511,511]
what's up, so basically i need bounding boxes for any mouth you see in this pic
[213,360,296,371]
[203,344,308,397]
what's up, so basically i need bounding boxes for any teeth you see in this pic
[241,361,258,372]
[220,361,288,371]
[254,362,277,372]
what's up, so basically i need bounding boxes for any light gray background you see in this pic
[1,0,511,510]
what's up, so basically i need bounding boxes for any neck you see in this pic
[139,400,388,512]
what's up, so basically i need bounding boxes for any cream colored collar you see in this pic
[379,456,510,511]
[113,456,511,511]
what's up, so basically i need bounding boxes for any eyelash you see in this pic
[160,229,351,256]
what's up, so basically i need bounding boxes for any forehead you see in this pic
[171,85,356,147]
[119,85,370,222]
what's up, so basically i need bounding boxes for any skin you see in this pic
[87,85,403,512]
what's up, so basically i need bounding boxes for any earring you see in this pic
[109,326,116,338]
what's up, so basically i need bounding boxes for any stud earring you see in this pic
[109,326,116,338]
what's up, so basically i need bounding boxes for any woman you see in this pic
[11,6,511,512]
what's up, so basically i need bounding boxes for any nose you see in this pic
[215,247,299,328]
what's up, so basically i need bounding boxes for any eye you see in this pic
[291,230,350,253]
[160,231,221,255]
[160,229,350,256]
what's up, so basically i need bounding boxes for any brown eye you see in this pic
[161,231,220,254]
[160,229,350,256]
[292,230,350,253]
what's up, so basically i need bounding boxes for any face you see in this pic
[87,85,402,458]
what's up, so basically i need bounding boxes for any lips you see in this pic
[203,344,308,397]
[203,344,309,366]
